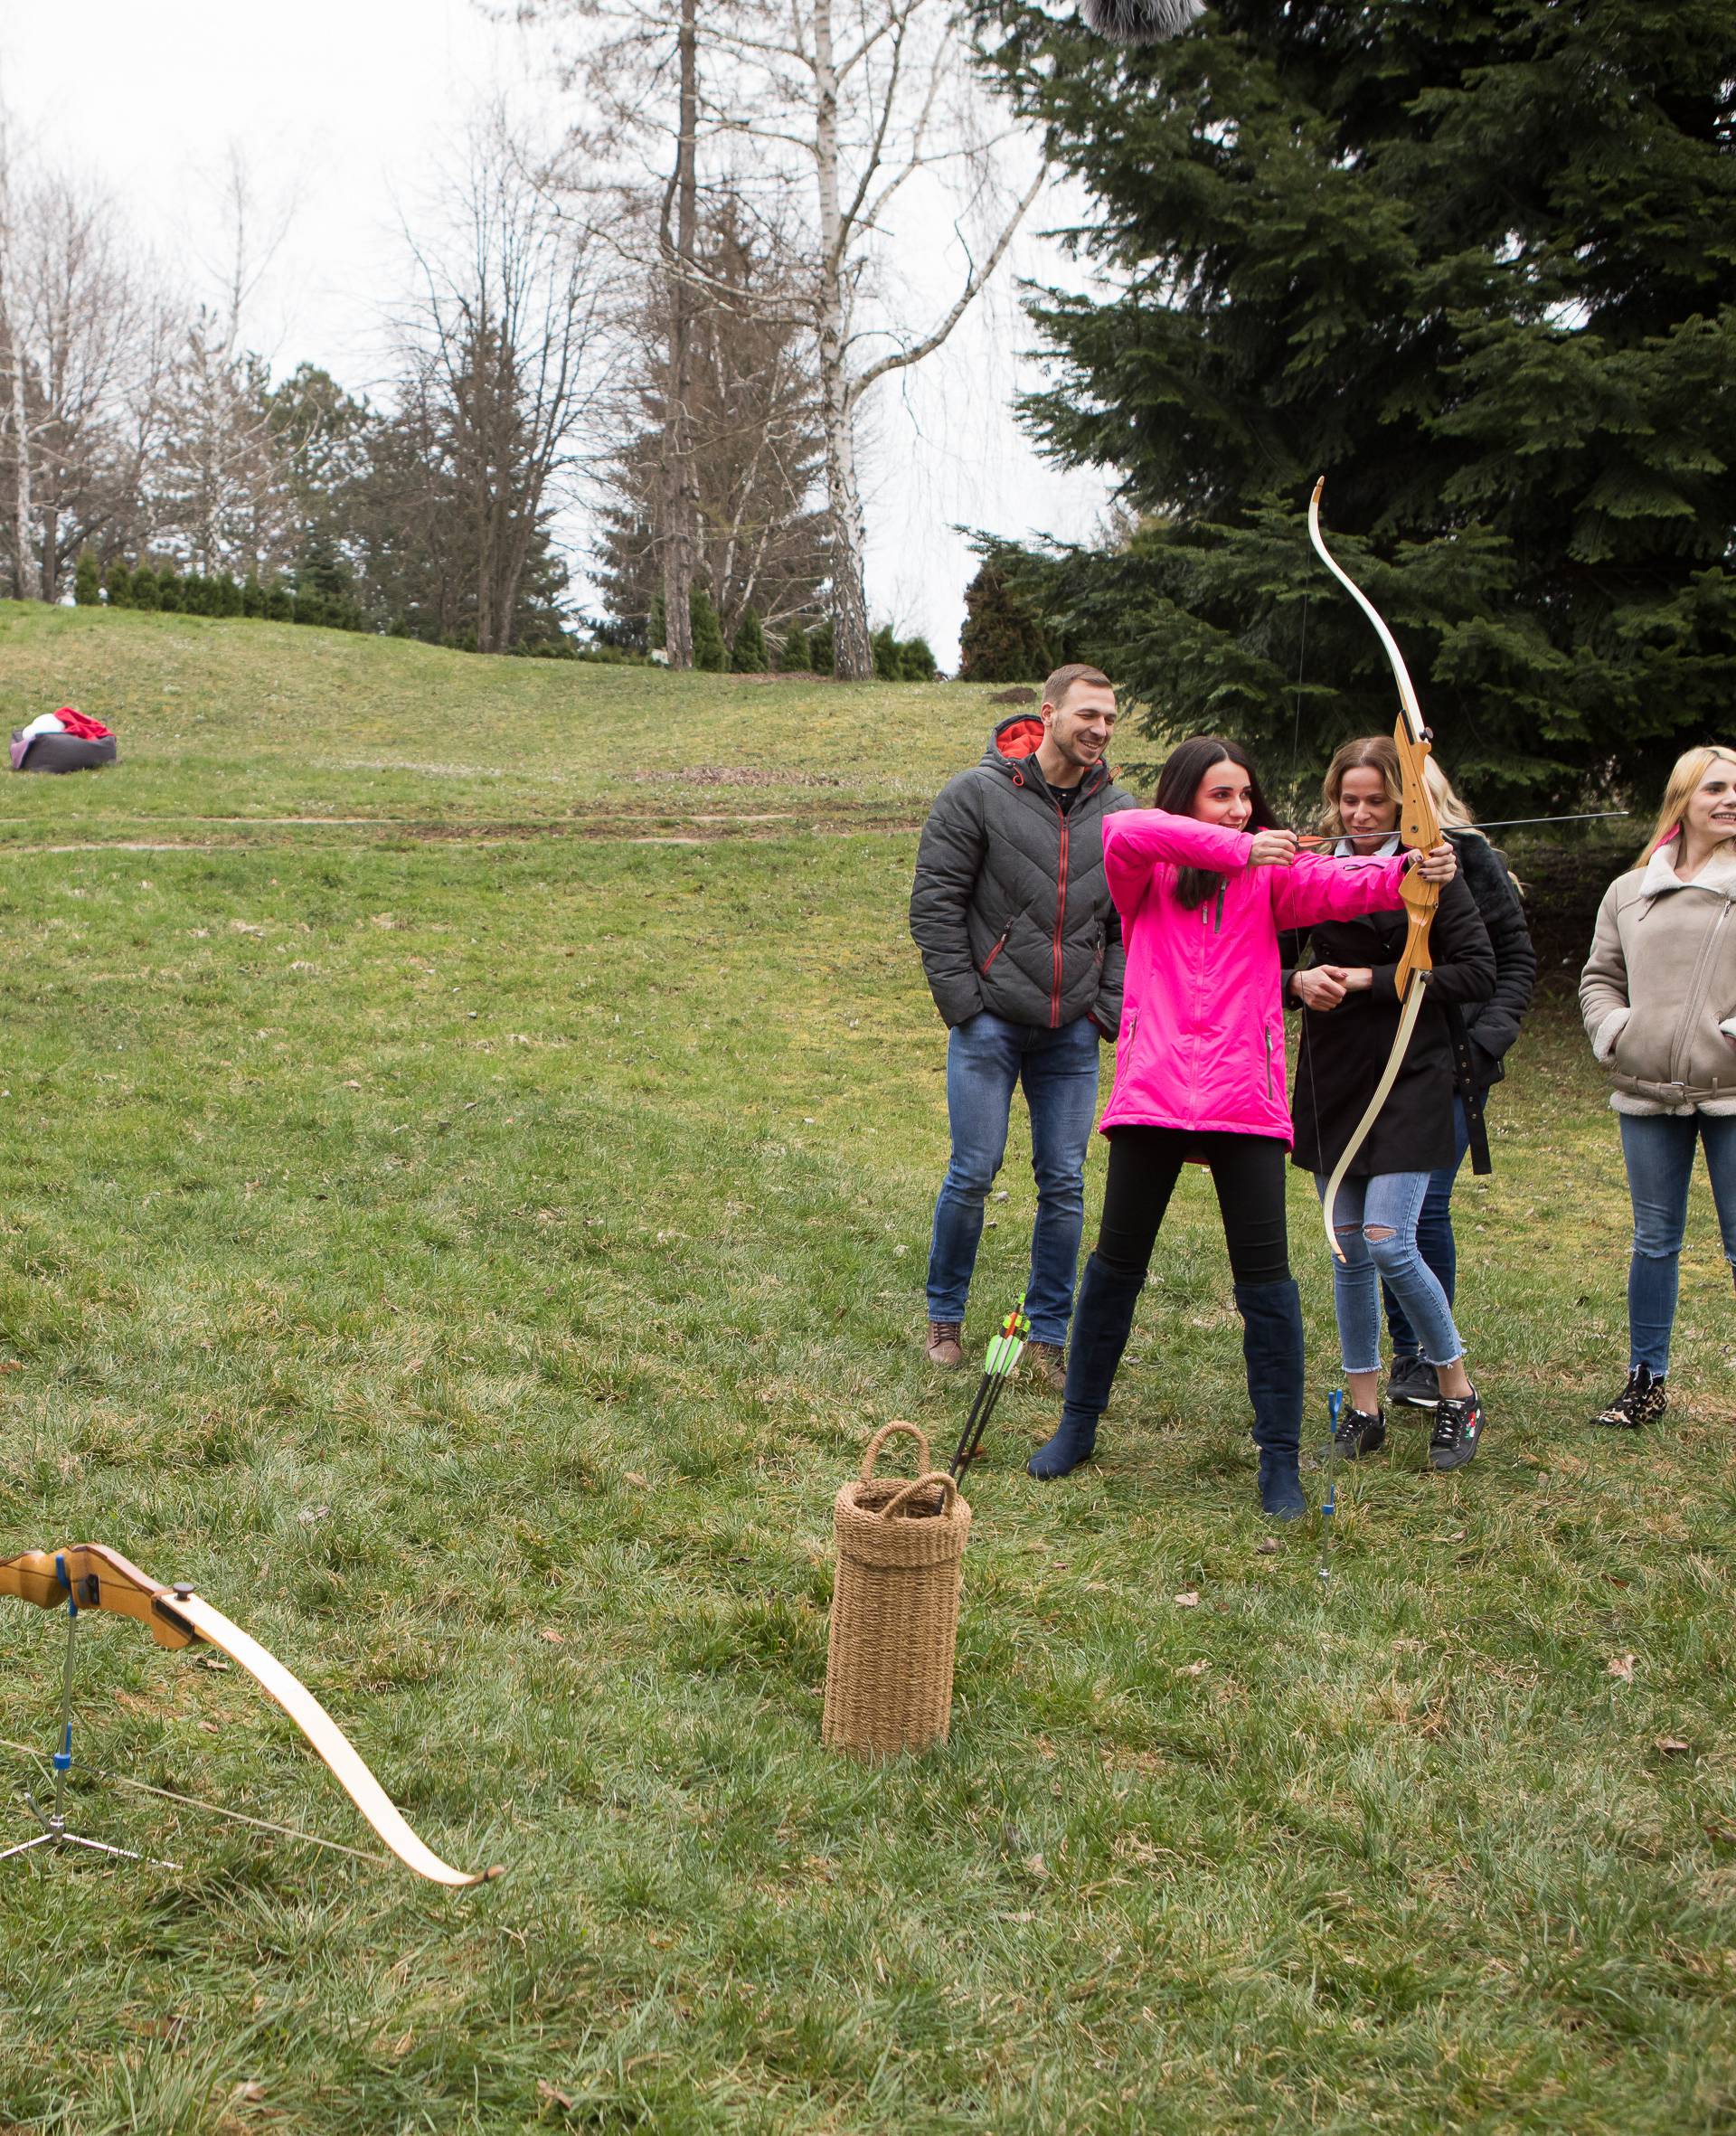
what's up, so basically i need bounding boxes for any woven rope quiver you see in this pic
[822,1421,971,1759]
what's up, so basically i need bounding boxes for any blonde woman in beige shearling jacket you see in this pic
[1580,746,1736,1428]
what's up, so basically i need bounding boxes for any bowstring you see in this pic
[1290,590,1336,1465]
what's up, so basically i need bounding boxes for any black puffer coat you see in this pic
[910,714,1137,1031]
[1283,872,1496,1177]
[1452,833,1536,1090]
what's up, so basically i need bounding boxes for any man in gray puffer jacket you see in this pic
[910,664,1136,1382]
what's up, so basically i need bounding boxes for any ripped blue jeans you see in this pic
[1314,1169,1467,1375]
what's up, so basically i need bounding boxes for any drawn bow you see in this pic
[1307,477,1444,1262]
[0,1543,489,1886]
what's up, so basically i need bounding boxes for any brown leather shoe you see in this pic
[1024,1339,1066,1392]
[926,1319,966,1368]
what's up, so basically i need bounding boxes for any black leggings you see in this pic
[1096,1128,1292,1288]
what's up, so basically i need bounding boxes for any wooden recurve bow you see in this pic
[1307,478,1444,1263]
[0,1543,493,1887]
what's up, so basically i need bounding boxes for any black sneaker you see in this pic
[1590,1366,1667,1429]
[1429,1388,1485,1471]
[1388,1354,1439,1411]
[1329,1404,1386,1461]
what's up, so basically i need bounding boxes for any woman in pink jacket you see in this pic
[1027,735,1458,1517]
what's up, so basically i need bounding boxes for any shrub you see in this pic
[958,562,1052,684]
[264,581,293,623]
[130,564,159,611]
[901,635,939,682]
[809,618,835,675]
[73,553,100,606]
[872,626,902,680]
[731,608,769,673]
[778,622,810,671]
[156,563,184,612]
[690,586,728,672]
[241,576,265,618]
[105,562,132,609]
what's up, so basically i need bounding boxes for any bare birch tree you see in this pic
[701,1,1043,678]
[0,120,39,599]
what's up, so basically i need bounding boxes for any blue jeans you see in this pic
[1316,1170,1467,1375]
[926,1011,1101,1345]
[1384,1094,1473,1355]
[1618,1111,1736,1375]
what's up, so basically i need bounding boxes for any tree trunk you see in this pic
[659,0,699,669]
[0,230,37,603]
[810,0,872,680]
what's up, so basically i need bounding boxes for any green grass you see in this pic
[0,605,1732,2134]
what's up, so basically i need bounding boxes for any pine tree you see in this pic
[958,562,1052,683]
[778,622,810,671]
[973,0,1736,804]
[731,608,769,673]
[105,562,132,609]
[156,562,184,613]
[73,553,100,606]
[648,591,666,652]
[690,586,728,672]
[265,581,293,622]
[130,564,159,611]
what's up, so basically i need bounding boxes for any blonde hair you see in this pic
[1641,746,1736,863]
[1317,735,1401,838]
[1423,755,1486,839]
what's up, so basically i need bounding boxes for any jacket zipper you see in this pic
[1051,803,1070,1026]
[1264,1026,1274,1099]
[1670,896,1731,1085]
[980,922,1011,976]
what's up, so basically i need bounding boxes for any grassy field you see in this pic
[0,604,1731,2135]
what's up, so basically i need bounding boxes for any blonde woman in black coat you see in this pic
[1283,737,1497,1472]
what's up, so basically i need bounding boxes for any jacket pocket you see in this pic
[1263,1025,1274,1099]
[979,922,1012,976]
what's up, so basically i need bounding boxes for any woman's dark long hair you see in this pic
[1153,735,1279,912]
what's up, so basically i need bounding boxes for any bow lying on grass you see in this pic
[948,1298,1033,1482]
[0,1543,493,1887]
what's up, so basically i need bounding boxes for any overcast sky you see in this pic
[0,0,1112,665]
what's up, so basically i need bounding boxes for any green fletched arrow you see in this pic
[948,1297,1033,1482]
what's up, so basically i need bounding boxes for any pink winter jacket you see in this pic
[1098,811,1410,1142]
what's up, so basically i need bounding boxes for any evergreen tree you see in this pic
[648,591,666,652]
[690,586,728,672]
[73,553,100,606]
[731,608,769,672]
[901,635,939,683]
[957,561,1052,683]
[265,581,293,622]
[973,0,1736,804]
[779,622,810,670]
[809,618,835,675]
[105,562,132,609]
[156,562,184,612]
[130,563,159,610]
[241,574,264,619]
[872,626,902,680]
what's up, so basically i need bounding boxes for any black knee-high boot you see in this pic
[1027,1253,1146,1479]
[1235,1278,1307,1519]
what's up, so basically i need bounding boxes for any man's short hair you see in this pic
[1043,662,1114,711]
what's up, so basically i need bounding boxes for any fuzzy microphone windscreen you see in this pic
[1080,0,1202,41]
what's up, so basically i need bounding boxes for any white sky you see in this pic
[0,0,1112,666]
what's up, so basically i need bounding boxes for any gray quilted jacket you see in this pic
[910,714,1136,1032]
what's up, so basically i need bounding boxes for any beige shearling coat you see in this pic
[1580,840,1736,1116]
